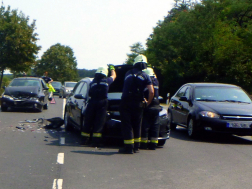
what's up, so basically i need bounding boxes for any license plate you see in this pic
[227,122,252,128]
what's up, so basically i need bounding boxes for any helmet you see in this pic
[133,54,148,65]
[143,67,155,77]
[95,67,108,76]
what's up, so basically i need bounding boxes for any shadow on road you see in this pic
[171,126,252,145]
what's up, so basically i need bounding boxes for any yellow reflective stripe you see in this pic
[93,133,102,138]
[150,140,158,144]
[81,132,90,137]
[124,139,134,144]
[134,138,141,143]
[141,140,148,143]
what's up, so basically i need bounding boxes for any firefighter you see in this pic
[119,54,154,154]
[140,67,161,150]
[81,65,116,147]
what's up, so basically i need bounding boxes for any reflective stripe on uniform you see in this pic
[141,138,148,143]
[134,137,141,143]
[124,139,134,144]
[93,133,102,138]
[81,132,90,137]
[150,140,158,144]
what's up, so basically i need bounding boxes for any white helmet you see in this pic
[133,54,148,65]
[96,67,108,76]
[143,67,155,77]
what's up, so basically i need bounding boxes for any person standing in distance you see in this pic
[42,71,54,101]
[119,54,154,154]
[140,67,161,150]
[81,65,116,147]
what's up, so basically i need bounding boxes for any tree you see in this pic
[0,5,40,88]
[34,43,78,82]
[125,42,145,65]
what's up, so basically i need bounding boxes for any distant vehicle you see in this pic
[51,81,62,95]
[168,83,252,138]
[59,81,77,98]
[1,77,50,112]
[64,65,169,146]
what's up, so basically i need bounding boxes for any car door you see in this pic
[179,86,192,125]
[75,82,88,127]
[68,82,84,125]
[41,79,49,104]
[170,85,188,124]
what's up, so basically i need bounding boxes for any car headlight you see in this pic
[199,111,220,118]
[3,95,13,100]
[30,97,39,101]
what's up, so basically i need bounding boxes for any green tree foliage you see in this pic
[146,0,252,95]
[78,69,96,80]
[34,43,78,82]
[0,5,40,88]
[125,42,145,65]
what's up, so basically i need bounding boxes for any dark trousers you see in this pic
[141,105,160,146]
[119,100,144,151]
[82,99,108,144]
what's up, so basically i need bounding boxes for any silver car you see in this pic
[59,81,77,98]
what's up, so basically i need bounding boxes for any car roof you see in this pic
[14,77,41,80]
[185,83,239,88]
[79,77,93,82]
[64,81,77,83]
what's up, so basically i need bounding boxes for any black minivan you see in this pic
[64,65,170,146]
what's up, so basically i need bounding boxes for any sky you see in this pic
[3,0,174,70]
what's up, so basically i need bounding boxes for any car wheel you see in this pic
[157,139,166,147]
[168,112,177,130]
[1,106,7,112]
[64,110,73,131]
[43,102,48,109]
[188,118,198,138]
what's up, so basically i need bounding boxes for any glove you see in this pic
[109,65,115,71]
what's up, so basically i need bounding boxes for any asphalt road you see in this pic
[1,97,252,189]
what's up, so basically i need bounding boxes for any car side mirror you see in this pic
[74,94,86,100]
[44,87,49,90]
[179,96,188,101]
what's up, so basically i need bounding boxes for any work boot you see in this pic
[139,143,148,150]
[148,143,156,150]
[134,147,140,153]
[118,148,133,154]
[80,138,90,146]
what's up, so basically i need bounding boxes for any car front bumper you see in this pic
[1,97,43,110]
[197,117,252,136]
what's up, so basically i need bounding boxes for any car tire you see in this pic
[43,102,48,110]
[187,118,198,138]
[64,110,73,131]
[168,112,177,130]
[157,139,166,147]
[1,106,7,112]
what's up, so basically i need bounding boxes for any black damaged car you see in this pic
[1,77,50,112]
[64,65,170,146]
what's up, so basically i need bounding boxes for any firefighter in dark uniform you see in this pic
[81,65,116,147]
[140,67,161,150]
[119,54,154,154]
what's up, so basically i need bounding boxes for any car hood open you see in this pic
[4,86,39,98]
[197,101,252,115]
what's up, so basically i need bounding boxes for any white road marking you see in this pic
[52,179,63,189]
[60,137,65,145]
[57,153,64,164]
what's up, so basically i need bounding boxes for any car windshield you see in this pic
[65,82,76,87]
[194,86,252,103]
[9,79,40,87]
[51,82,61,87]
